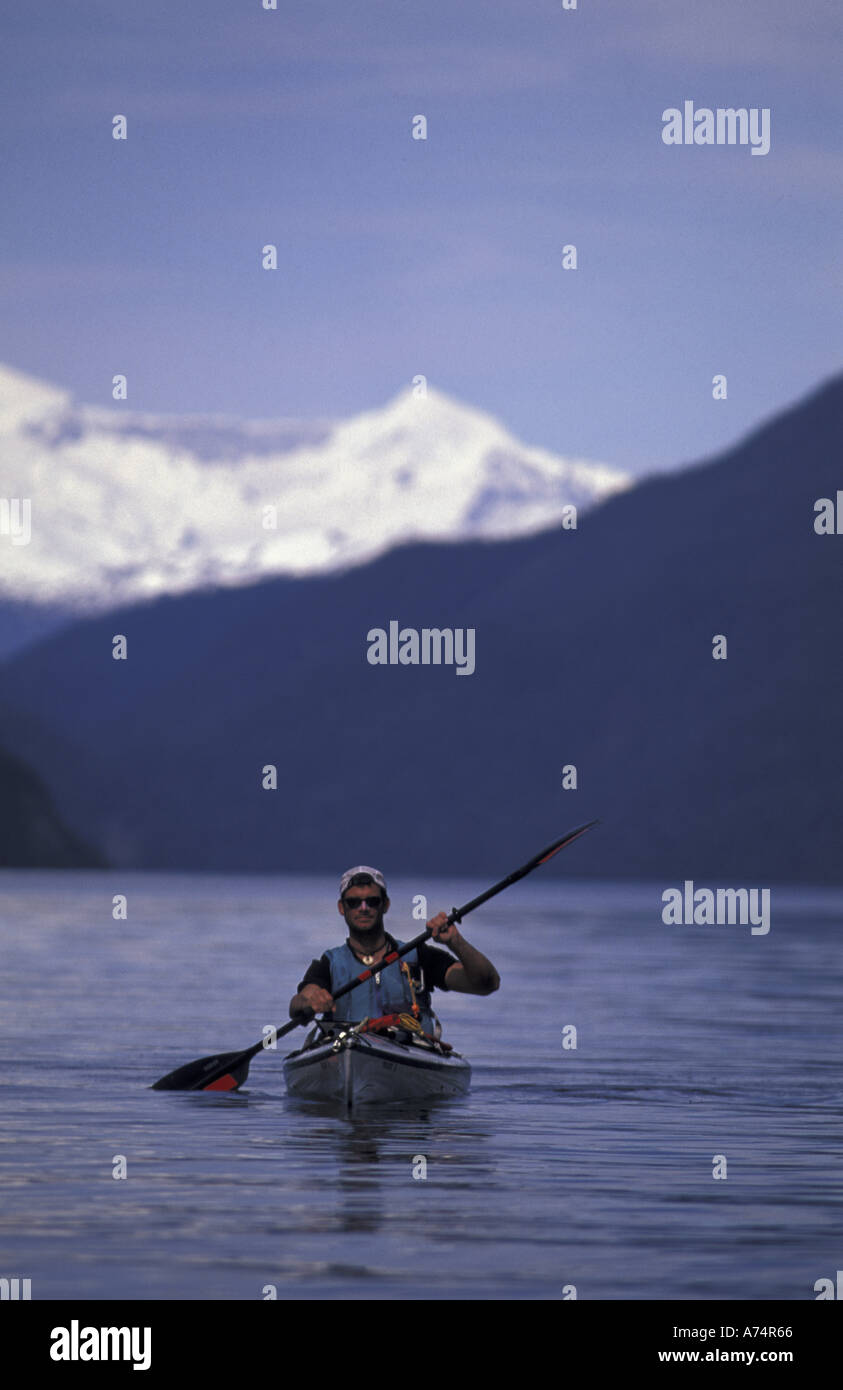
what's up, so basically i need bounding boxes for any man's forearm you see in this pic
[449,934,500,991]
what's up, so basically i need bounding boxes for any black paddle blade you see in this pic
[151,1050,251,1092]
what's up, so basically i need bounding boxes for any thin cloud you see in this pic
[0,263,159,303]
[600,0,840,74]
[49,42,574,124]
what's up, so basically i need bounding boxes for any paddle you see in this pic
[151,819,598,1092]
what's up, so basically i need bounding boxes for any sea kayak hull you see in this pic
[283,1027,471,1107]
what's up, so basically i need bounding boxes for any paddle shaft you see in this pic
[152,820,598,1090]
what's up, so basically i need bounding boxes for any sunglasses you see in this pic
[343,895,383,911]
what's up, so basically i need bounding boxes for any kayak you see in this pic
[283,1021,471,1107]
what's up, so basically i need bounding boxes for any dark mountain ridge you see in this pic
[0,744,104,868]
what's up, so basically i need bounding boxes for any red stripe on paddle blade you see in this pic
[203,1073,240,1091]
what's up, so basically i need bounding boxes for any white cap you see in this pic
[339,865,387,896]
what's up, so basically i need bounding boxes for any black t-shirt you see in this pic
[298,933,457,994]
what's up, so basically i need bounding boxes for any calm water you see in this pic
[1,872,840,1301]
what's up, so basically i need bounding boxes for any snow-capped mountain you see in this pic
[0,363,631,611]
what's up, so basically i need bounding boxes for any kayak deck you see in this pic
[283,1023,471,1108]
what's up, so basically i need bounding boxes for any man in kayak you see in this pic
[289,865,500,1033]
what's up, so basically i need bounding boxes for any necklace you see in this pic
[350,937,386,966]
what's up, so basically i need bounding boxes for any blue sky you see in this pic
[1,0,840,472]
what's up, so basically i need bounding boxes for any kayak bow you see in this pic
[284,1020,471,1107]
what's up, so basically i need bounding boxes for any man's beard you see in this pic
[350,912,385,940]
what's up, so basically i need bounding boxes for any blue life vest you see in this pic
[325,938,438,1032]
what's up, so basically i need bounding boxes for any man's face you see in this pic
[338,884,389,933]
